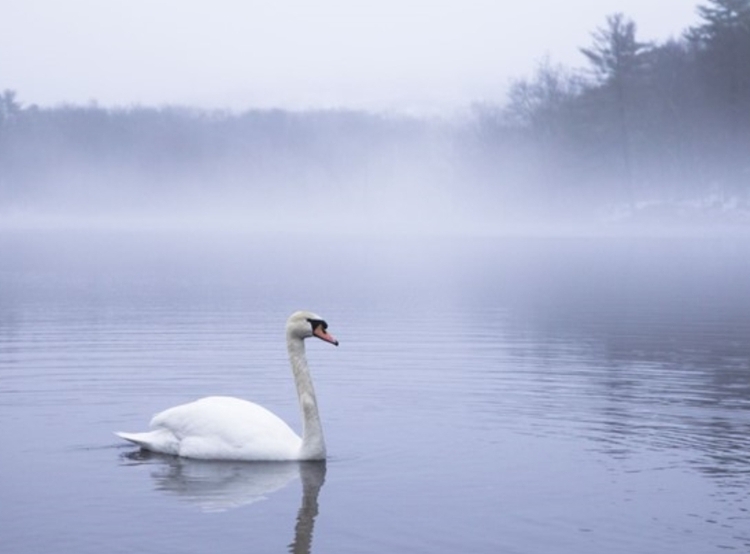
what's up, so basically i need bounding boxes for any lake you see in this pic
[1,231,749,553]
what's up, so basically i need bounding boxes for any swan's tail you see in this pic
[116,431,153,448]
[115,429,179,455]
[116,431,146,443]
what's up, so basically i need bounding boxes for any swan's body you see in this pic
[116,311,338,461]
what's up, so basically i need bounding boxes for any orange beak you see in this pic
[313,326,339,346]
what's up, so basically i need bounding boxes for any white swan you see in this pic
[116,311,338,461]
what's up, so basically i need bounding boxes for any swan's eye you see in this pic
[307,318,326,331]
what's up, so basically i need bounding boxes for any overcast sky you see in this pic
[1,0,700,113]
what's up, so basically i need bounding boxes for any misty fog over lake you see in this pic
[2,4,750,235]
[2,2,750,554]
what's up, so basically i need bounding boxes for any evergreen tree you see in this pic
[580,14,652,203]
[580,13,652,84]
[687,0,750,131]
[0,89,21,123]
[688,0,750,188]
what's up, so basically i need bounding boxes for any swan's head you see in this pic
[287,311,339,346]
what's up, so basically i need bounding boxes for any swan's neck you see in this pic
[287,335,326,460]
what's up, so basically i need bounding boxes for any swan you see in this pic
[116,311,338,461]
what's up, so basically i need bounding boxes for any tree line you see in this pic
[492,0,750,220]
[1,0,748,225]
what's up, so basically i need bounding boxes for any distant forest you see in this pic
[1,0,749,228]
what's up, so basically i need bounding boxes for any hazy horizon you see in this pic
[2,1,698,113]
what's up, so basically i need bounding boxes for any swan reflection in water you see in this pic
[121,450,326,553]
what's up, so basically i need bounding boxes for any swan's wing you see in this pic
[148,396,303,460]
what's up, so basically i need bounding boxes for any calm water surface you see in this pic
[1,232,749,553]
